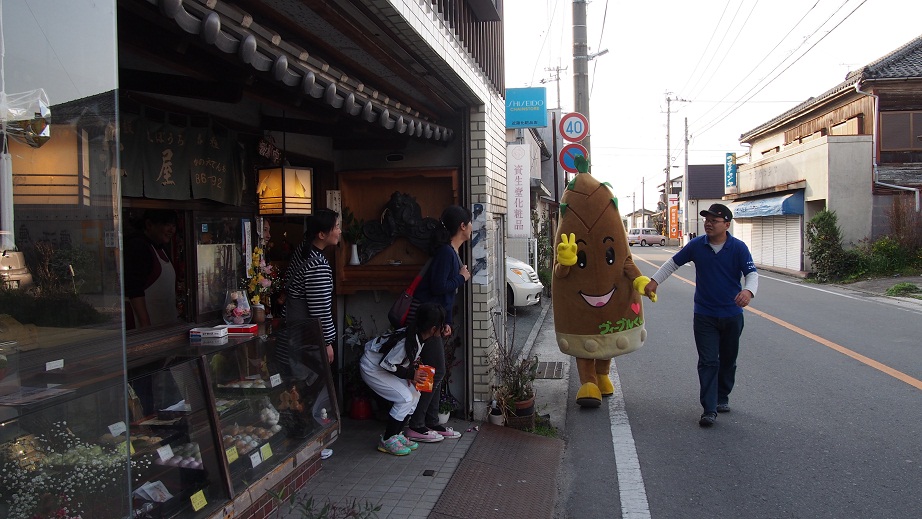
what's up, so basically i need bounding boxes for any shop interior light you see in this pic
[257,166,312,215]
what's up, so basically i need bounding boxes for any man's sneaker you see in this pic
[395,433,419,450]
[404,428,444,443]
[377,435,411,456]
[716,403,731,413]
[699,412,717,427]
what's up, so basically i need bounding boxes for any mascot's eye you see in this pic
[576,250,587,269]
[605,247,615,265]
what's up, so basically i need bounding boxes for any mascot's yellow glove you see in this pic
[633,275,657,302]
[557,233,578,266]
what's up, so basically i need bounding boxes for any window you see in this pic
[880,111,922,151]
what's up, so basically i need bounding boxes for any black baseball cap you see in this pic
[700,203,732,221]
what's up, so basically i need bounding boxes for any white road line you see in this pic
[609,361,651,519]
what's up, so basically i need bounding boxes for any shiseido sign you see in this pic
[505,88,548,129]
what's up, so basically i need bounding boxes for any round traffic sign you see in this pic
[559,112,589,142]
[559,143,588,173]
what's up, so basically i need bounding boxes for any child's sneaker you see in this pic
[377,435,411,456]
[395,433,419,450]
[404,428,444,443]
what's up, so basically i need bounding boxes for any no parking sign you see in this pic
[558,143,588,174]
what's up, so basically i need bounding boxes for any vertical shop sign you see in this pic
[506,144,530,238]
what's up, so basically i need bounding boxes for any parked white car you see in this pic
[0,251,34,289]
[627,228,666,247]
[506,256,542,309]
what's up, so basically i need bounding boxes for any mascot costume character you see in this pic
[552,154,657,407]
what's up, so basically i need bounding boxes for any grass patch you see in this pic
[886,282,922,297]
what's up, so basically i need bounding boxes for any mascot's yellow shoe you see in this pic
[597,374,615,397]
[576,382,602,407]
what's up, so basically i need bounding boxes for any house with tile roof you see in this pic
[729,35,922,274]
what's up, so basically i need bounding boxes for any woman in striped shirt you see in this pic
[285,209,341,363]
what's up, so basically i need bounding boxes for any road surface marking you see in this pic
[634,257,922,391]
[609,363,651,519]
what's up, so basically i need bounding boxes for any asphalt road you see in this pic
[558,246,922,519]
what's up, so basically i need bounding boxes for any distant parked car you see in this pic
[627,228,666,247]
[506,256,542,309]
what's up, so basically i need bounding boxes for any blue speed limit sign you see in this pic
[559,112,589,142]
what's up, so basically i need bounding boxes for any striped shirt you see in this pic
[285,244,336,344]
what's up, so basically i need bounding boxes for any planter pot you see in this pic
[349,396,373,420]
[511,394,535,417]
[487,410,504,426]
[437,412,450,425]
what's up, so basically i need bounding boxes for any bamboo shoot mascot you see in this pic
[552,154,657,407]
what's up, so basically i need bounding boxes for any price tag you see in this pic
[260,442,273,461]
[249,450,262,468]
[108,422,127,436]
[46,359,64,371]
[226,446,239,463]
[157,445,174,462]
[190,490,207,511]
[269,374,282,387]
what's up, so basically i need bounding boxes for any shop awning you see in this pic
[730,191,804,218]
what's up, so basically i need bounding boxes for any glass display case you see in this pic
[0,356,228,519]
[126,359,228,517]
[204,320,338,495]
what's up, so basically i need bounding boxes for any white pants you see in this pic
[360,353,420,421]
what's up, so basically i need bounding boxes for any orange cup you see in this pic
[415,364,435,392]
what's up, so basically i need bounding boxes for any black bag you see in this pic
[388,259,432,328]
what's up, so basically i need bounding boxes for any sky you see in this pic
[504,0,922,212]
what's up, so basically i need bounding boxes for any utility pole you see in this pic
[664,93,688,241]
[641,177,645,228]
[541,65,567,110]
[573,0,591,155]
[683,117,689,241]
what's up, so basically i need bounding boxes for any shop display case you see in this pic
[204,320,338,495]
[0,356,227,519]
[0,319,339,518]
[126,359,228,517]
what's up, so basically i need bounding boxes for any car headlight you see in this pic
[509,268,530,283]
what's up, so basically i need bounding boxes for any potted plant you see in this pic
[437,390,459,424]
[341,207,365,265]
[490,342,538,429]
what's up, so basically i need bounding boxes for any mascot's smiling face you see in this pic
[552,174,641,337]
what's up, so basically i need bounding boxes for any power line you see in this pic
[692,0,868,138]
[686,0,745,100]
[527,0,562,86]
[590,0,610,98]
[686,0,761,102]
[688,0,820,129]
[678,0,733,96]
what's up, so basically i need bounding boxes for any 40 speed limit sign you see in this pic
[559,112,589,142]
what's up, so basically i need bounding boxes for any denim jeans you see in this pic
[693,313,744,413]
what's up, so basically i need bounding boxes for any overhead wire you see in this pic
[590,0,610,98]
[678,0,734,97]
[685,0,745,100]
[688,0,820,126]
[692,0,868,138]
[527,0,561,86]
[686,1,760,103]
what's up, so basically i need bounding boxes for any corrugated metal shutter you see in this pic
[783,215,803,270]
[751,219,767,265]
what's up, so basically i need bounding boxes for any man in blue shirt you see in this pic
[644,204,758,427]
